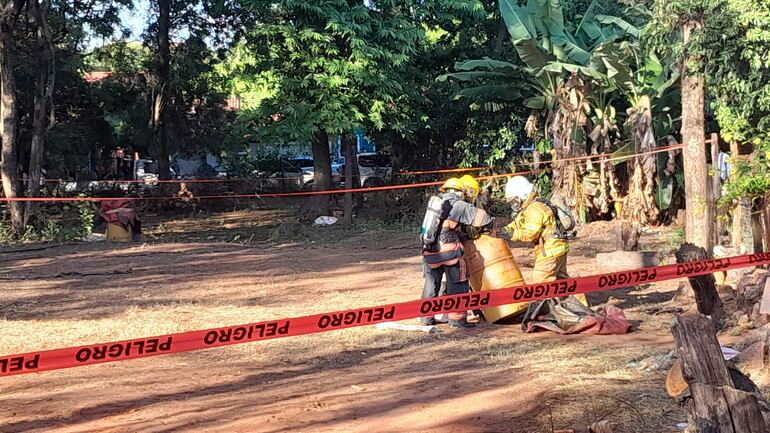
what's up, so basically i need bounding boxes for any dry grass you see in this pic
[0,210,690,433]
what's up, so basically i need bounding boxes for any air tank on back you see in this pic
[462,234,528,323]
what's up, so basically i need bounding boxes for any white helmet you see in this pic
[505,176,534,202]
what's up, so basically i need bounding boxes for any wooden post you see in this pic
[733,197,755,253]
[342,134,354,225]
[615,221,640,251]
[675,243,724,328]
[763,197,770,253]
[711,133,722,248]
[671,315,768,433]
[682,20,712,252]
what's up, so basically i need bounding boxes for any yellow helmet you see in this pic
[459,175,480,199]
[439,177,464,193]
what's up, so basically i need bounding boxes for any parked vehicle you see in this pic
[357,152,392,186]
[265,157,343,190]
[340,152,392,187]
[134,159,177,181]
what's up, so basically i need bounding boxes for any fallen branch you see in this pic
[0,268,133,280]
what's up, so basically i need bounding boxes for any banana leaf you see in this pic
[595,15,640,38]
[457,85,524,102]
[575,0,606,42]
[609,142,634,165]
[552,34,592,65]
[514,39,550,69]
[437,71,513,82]
[539,61,607,81]
[533,0,564,29]
[453,58,519,72]
[524,95,547,109]
[500,0,537,42]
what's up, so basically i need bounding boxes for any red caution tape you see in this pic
[0,170,547,203]
[0,145,682,203]
[396,144,684,176]
[2,251,769,378]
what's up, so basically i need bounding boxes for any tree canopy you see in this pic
[2,0,770,232]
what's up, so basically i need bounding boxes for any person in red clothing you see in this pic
[98,199,142,241]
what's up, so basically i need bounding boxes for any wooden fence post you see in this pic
[711,133,722,248]
[675,243,724,328]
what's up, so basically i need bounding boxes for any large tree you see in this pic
[0,0,25,230]
[648,0,743,249]
[243,0,423,219]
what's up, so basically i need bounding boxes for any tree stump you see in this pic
[616,220,641,251]
[676,243,724,328]
[671,315,768,433]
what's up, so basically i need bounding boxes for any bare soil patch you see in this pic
[0,208,695,432]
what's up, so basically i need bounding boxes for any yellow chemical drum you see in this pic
[463,235,528,323]
[106,223,132,242]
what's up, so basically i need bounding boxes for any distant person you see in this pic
[419,176,493,328]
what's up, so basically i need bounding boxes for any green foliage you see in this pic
[722,137,770,202]
[75,199,97,238]
[647,0,770,200]
[85,41,151,75]
[240,0,425,143]
[215,44,278,111]
[454,111,525,168]
[0,198,96,244]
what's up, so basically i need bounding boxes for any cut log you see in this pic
[691,384,767,433]
[671,315,768,433]
[596,251,659,273]
[667,359,690,401]
[675,243,724,328]
[672,315,732,387]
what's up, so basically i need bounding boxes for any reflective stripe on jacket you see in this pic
[423,192,493,267]
[503,200,569,258]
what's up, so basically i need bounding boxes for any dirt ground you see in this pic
[0,204,695,433]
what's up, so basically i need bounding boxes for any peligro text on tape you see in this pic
[2,252,769,378]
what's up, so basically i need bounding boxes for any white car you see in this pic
[339,152,392,187]
[356,152,392,187]
[267,158,343,190]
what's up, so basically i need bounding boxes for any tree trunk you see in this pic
[675,243,724,328]
[671,315,767,433]
[616,221,641,251]
[682,20,711,251]
[0,17,22,230]
[25,0,55,224]
[762,196,770,253]
[710,133,722,248]
[342,134,354,225]
[152,0,172,181]
[309,130,331,219]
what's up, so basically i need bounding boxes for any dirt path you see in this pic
[1,210,690,432]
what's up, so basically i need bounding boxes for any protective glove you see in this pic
[465,225,480,240]
[497,229,512,241]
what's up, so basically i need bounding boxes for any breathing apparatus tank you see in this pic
[419,195,446,251]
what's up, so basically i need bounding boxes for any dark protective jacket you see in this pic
[422,192,493,269]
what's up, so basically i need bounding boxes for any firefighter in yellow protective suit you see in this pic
[499,176,587,306]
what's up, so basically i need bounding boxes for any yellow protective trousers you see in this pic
[532,252,588,306]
